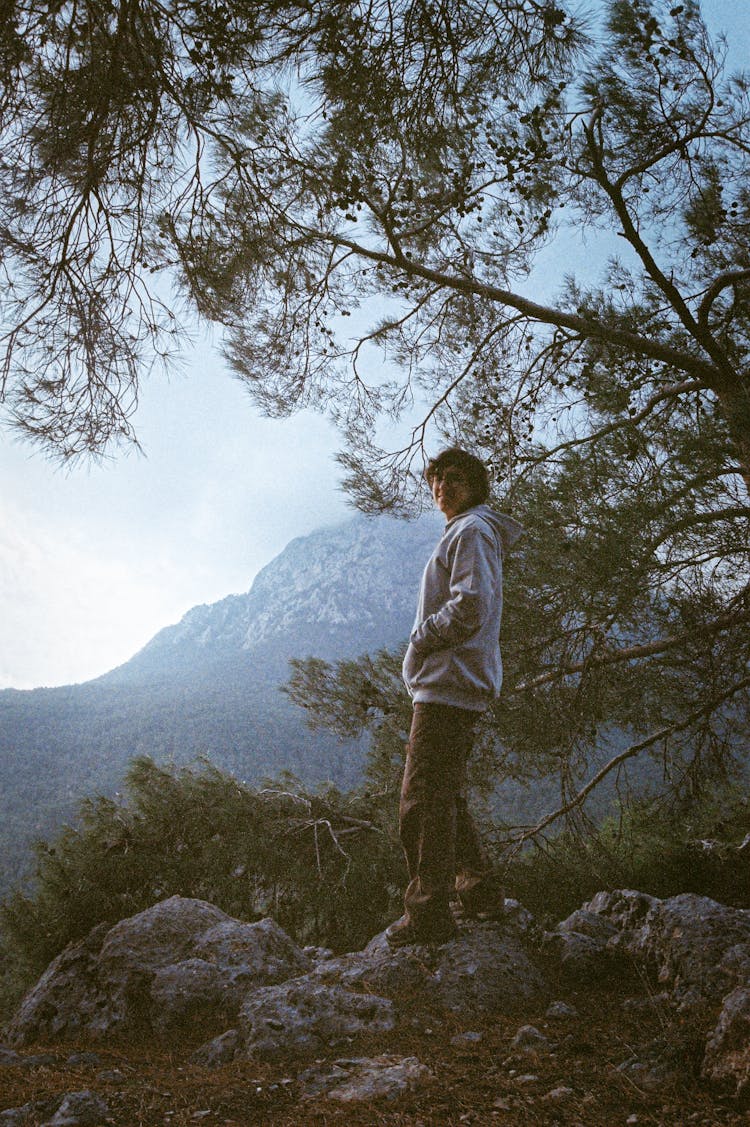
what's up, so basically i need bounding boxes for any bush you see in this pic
[0,757,405,989]
[502,785,750,925]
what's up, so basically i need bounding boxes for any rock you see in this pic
[304,946,334,961]
[31,882,750,1096]
[317,941,438,1001]
[556,907,621,943]
[621,992,671,1013]
[65,1053,103,1068]
[511,1025,551,1051]
[430,922,545,1014]
[616,1037,687,1094]
[190,1028,242,1068]
[39,1091,108,1126]
[6,897,311,1045]
[192,916,310,984]
[231,978,395,1059]
[450,1031,483,1046]
[0,1046,23,1066]
[545,1001,578,1020]
[550,889,750,1100]
[544,927,613,974]
[500,898,537,933]
[311,915,546,1018]
[21,1054,59,1069]
[148,958,237,1031]
[545,904,625,975]
[582,889,659,933]
[298,1060,352,1099]
[95,1069,124,1083]
[4,924,110,1045]
[0,1111,30,1126]
[617,1056,677,1093]
[702,985,750,1101]
[542,1085,575,1103]
[0,1096,102,1127]
[556,890,750,1008]
[298,1055,431,1102]
[6,893,549,1062]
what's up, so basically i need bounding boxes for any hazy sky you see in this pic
[1,0,747,690]
[0,333,356,688]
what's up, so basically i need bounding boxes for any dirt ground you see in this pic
[2,963,748,1126]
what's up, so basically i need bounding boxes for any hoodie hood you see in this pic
[447,504,525,555]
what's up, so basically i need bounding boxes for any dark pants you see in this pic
[399,701,488,929]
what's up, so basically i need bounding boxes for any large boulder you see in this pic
[6,897,311,1045]
[193,977,396,1064]
[552,890,750,1009]
[236,978,395,1058]
[431,919,545,1014]
[192,904,547,1065]
[552,889,750,1102]
[313,901,545,1017]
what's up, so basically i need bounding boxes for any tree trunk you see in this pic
[713,377,750,500]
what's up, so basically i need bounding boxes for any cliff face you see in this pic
[101,512,442,683]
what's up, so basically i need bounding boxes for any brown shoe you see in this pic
[385,916,457,949]
[455,883,506,921]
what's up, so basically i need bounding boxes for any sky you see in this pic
[0,337,354,688]
[0,383,354,690]
[1,0,748,691]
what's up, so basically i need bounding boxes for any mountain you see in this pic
[101,512,441,686]
[0,512,442,893]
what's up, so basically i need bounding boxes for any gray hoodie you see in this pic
[402,504,524,711]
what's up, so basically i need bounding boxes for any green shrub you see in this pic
[0,757,404,988]
[502,785,750,925]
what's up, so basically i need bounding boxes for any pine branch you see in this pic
[504,673,750,853]
[513,606,750,692]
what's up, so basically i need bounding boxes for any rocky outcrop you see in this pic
[5,896,311,1045]
[197,980,396,1063]
[5,895,547,1064]
[702,986,750,1102]
[192,902,544,1066]
[552,889,750,1101]
[552,889,750,1008]
[6,888,750,1105]
[309,900,543,1017]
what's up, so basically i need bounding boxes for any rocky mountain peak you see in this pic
[105,512,442,681]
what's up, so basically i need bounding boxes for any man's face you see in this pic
[430,466,475,520]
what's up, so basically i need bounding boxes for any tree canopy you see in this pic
[2,0,750,829]
[1,1,747,466]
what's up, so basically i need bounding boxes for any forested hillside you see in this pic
[0,513,440,892]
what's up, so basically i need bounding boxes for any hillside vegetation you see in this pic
[2,755,748,1028]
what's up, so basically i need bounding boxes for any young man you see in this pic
[386,447,523,948]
